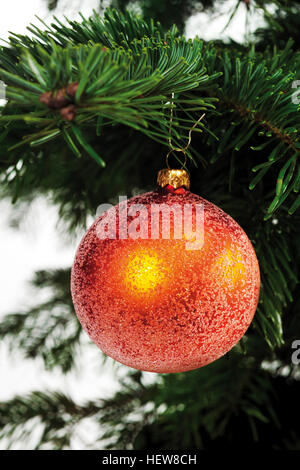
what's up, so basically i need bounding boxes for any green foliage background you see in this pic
[0,0,300,449]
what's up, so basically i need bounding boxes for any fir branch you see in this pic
[1,8,300,217]
[0,372,157,450]
[0,391,101,449]
[0,269,83,373]
[0,10,218,166]
[203,43,300,217]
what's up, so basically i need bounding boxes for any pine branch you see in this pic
[1,8,300,218]
[0,391,101,449]
[0,351,285,449]
[0,269,83,373]
[253,218,299,348]
[0,9,218,167]
[0,371,157,449]
[132,349,294,449]
[202,42,300,217]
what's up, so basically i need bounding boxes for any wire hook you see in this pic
[167,92,205,169]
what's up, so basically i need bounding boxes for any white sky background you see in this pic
[0,0,265,450]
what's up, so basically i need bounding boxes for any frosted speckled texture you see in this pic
[71,189,260,373]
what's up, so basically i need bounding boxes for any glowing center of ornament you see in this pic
[124,252,167,293]
[216,247,246,286]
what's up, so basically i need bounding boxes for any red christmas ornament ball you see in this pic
[71,178,260,373]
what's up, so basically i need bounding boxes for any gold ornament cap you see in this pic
[157,168,190,190]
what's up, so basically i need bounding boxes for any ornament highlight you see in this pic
[71,170,260,373]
